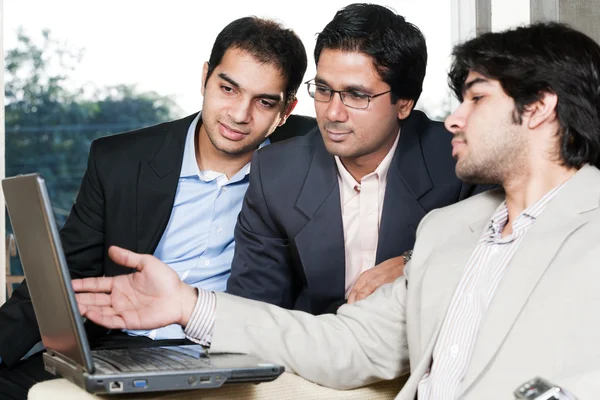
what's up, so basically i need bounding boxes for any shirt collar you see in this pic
[334,128,400,191]
[180,112,202,178]
[484,180,568,240]
[180,112,270,180]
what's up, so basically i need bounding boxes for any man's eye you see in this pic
[259,99,275,108]
[347,91,369,100]
[221,85,235,93]
[315,86,331,95]
[471,95,483,103]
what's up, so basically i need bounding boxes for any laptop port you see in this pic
[133,379,147,389]
[109,381,123,392]
[200,376,211,384]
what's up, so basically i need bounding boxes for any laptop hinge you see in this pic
[46,349,90,374]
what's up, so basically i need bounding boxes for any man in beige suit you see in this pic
[73,22,600,399]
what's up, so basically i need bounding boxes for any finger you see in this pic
[72,277,114,293]
[348,274,370,302]
[108,246,150,272]
[78,303,88,316]
[356,283,377,302]
[76,292,113,306]
[85,310,126,330]
[347,291,356,304]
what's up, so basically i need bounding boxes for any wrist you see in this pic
[179,284,199,328]
[402,249,413,264]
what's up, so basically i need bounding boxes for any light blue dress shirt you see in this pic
[125,113,268,340]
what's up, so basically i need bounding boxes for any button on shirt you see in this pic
[335,131,400,296]
[126,113,268,340]
[418,182,565,400]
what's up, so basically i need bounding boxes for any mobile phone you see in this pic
[514,377,574,400]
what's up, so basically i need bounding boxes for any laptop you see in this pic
[2,173,284,394]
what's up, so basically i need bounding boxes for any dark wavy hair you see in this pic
[314,3,427,105]
[449,22,600,169]
[206,17,307,108]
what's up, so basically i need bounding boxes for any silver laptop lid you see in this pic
[2,174,95,373]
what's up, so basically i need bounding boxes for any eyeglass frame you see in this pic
[304,79,392,110]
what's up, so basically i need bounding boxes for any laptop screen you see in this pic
[2,174,95,372]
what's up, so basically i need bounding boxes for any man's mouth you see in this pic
[219,122,249,141]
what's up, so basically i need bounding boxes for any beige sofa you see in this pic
[29,372,406,399]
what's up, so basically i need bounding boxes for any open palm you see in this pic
[73,246,197,330]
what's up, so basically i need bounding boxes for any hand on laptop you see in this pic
[72,246,198,330]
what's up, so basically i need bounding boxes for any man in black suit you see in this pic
[0,16,308,399]
[226,4,488,314]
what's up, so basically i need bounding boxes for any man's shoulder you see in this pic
[259,126,322,163]
[91,113,196,156]
[403,109,449,140]
[248,128,326,193]
[270,114,318,143]
[421,188,506,230]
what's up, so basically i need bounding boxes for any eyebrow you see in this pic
[462,77,491,94]
[218,72,283,102]
[314,77,371,94]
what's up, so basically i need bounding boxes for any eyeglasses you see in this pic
[305,80,392,110]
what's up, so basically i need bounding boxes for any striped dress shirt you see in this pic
[417,183,564,399]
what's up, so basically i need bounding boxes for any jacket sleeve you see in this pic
[213,276,410,389]
[226,151,296,309]
[0,141,107,367]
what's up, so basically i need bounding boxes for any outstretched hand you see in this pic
[72,246,198,330]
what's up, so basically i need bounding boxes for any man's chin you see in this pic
[456,168,497,185]
[322,141,356,158]
[208,133,264,157]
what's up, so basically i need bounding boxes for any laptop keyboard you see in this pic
[92,347,213,373]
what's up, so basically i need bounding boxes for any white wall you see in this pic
[492,0,530,31]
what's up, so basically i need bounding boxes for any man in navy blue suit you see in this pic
[226,3,490,314]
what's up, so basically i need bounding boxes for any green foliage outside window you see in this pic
[4,29,182,279]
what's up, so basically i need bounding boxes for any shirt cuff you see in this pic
[183,288,216,346]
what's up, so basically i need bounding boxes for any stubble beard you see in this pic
[455,125,528,185]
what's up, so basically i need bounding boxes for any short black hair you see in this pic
[314,3,427,105]
[206,17,307,107]
[449,22,600,169]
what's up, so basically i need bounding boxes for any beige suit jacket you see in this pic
[211,165,600,399]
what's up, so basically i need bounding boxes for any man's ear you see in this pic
[277,98,298,127]
[396,98,414,120]
[525,91,558,130]
[201,62,209,96]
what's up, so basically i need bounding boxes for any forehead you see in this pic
[463,71,500,91]
[315,49,384,89]
[213,48,286,94]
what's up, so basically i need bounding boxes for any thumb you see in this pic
[108,246,149,272]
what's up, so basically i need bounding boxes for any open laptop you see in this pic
[2,173,284,394]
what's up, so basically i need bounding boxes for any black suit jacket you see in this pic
[0,112,309,367]
[227,110,486,314]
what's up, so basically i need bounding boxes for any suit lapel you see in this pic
[294,137,346,312]
[375,117,433,265]
[136,114,196,254]
[418,217,489,355]
[376,115,433,262]
[459,165,600,395]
